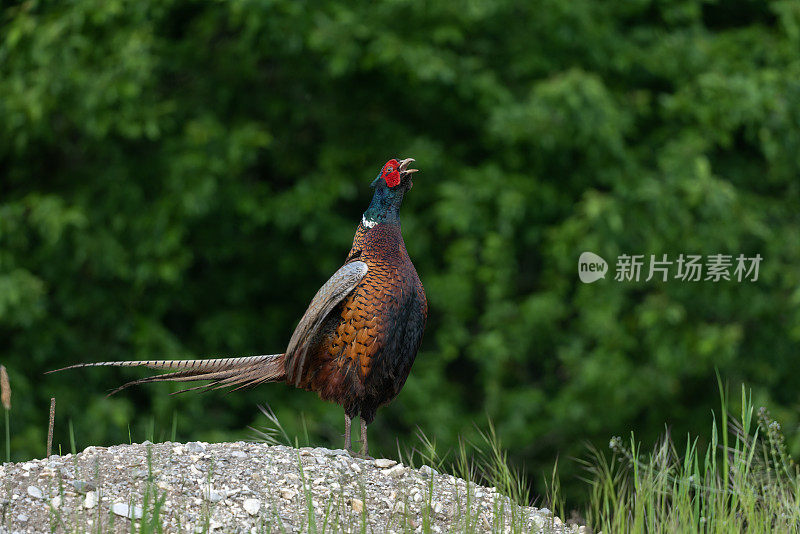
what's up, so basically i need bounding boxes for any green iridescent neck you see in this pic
[362,179,405,227]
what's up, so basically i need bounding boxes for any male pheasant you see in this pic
[51,158,427,457]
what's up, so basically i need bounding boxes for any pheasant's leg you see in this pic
[344,415,353,452]
[359,417,373,460]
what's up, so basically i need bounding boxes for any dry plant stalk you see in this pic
[47,397,55,457]
[0,365,9,410]
[1,365,9,463]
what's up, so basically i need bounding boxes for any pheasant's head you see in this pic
[372,158,418,190]
[363,157,418,227]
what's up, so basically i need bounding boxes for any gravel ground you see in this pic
[0,441,582,533]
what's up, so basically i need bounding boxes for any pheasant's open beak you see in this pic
[398,158,418,188]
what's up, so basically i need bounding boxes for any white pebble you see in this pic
[387,464,407,477]
[243,498,261,516]
[374,458,397,468]
[112,502,143,520]
[419,465,437,476]
[27,486,43,499]
[84,492,98,509]
[205,490,225,503]
[186,441,206,453]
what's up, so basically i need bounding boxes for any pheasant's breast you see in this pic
[329,226,413,380]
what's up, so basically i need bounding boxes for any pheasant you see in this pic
[51,158,427,458]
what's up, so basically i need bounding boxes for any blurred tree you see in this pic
[1,0,799,503]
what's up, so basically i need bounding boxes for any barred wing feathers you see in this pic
[285,260,369,386]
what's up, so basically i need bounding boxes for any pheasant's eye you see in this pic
[385,166,394,173]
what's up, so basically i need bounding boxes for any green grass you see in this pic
[579,383,800,533]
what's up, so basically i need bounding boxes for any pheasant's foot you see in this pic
[343,414,353,452]
[358,417,371,459]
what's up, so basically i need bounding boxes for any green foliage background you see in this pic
[2,0,799,503]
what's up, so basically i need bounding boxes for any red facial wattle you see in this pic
[381,159,401,188]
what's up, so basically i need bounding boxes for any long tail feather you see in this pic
[47,355,279,373]
[48,354,286,396]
